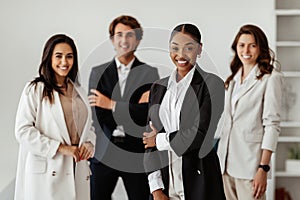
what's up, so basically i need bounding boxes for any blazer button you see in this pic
[197,170,201,175]
[52,171,56,176]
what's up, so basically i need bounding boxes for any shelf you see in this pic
[276,9,300,16]
[281,121,300,127]
[276,41,300,47]
[278,136,300,142]
[276,171,300,177]
[282,71,300,77]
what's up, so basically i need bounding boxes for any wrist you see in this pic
[111,100,116,111]
[258,164,270,172]
[152,189,164,197]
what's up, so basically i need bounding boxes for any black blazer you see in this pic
[89,58,159,165]
[144,65,226,200]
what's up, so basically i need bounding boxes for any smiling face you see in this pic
[51,43,74,84]
[111,23,140,62]
[236,33,260,67]
[169,32,202,77]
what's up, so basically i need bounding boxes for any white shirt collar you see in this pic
[115,57,135,71]
[168,66,196,89]
[233,64,258,84]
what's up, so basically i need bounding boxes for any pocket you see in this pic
[25,154,47,174]
[244,131,263,143]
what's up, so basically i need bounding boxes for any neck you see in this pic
[118,53,135,65]
[56,77,67,87]
[241,64,255,82]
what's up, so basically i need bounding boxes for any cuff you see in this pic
[156,133,172,151]
[148,170,164,193]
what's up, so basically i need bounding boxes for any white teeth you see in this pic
[178,60,187,64]
[243,55,251,59]
[59,66,68,70]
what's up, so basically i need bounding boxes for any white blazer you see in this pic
[14,81,96,200]
[217,67,283,180]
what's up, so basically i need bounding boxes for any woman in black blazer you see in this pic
[143,23,226,200]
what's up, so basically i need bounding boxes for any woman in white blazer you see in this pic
[14,34,96,200]
[217,24,283,200]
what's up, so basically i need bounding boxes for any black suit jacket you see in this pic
[144,65,226,200]
[89,58,159,167]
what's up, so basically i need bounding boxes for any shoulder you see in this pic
[195,67,224,87]
[134,58,158,72]
[263,69,284,84]
[91,61,113,73]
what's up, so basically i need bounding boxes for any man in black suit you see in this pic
[88,15,159,200]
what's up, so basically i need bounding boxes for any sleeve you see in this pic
[15,83,60,159]
[261,71,283,151]
[148,170,165,193]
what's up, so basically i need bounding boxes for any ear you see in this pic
[197,43,203,56]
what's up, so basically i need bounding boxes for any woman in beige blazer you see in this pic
[14,34,96,200]
[217,24,283,200]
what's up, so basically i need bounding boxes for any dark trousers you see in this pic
[90,161,150,200]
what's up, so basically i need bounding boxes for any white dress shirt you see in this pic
[112,57,135,137]
[148,67,195,200]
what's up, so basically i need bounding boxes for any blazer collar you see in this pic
[229,65,260,113]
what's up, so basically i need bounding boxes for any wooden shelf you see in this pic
[281,121,300,127]
[278,136,300,142]
[282,71,300,77]
[276,9,300,16]
[276,171,300,177]
[276,41,300,47]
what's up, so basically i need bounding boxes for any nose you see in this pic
[61,56,67,65]
[177,48,185,57]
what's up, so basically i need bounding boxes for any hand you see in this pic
[58,144,80,162]
[252,168,267,199]
[138,90,150,103]
[143,123,157,148]
[152,189,169,200]
[79,142,94,161]
[88,89,116,110]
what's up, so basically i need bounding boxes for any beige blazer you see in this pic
[14,81,96,200]
[217,67,283,179]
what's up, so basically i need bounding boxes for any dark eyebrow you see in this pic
[54,52,73,55]
[185,42,195,45]
[171,42,178,45]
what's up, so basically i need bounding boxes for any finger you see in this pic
[143,132,149,137]
[150,124,157,132]
[90,89,100,96]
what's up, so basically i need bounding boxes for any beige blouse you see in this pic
[59,81,87,145]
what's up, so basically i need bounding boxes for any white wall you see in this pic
[0,0,275,193]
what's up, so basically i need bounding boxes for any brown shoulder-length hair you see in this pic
[30,34,79,104]
[224,24,279,89]
[109,15,143,40]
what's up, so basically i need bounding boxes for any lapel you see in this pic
[232,67,260,110]
[51,91,71,145]
[122,58,143,99]
[105,60,122,100]
[227,80,235,117]
[181,66,203,117]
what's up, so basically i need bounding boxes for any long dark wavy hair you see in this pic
[30,34,79,104]
[224,24,279,89]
